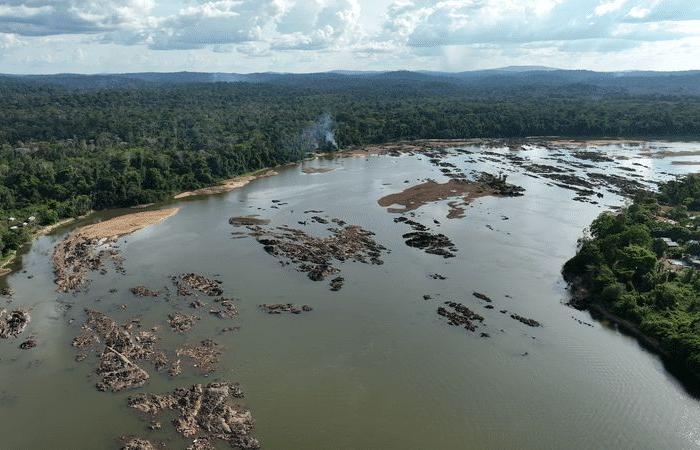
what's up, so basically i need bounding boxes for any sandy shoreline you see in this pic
[52,208,180,292]
[76,208,179,240]
[174,170,277,199]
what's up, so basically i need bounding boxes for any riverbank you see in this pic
[173,169,278,199]
[562,175,700,388]
[52,208,179,292]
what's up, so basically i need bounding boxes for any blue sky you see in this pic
[0,0,698,74]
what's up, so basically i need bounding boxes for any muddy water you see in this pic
[2,141,700,449]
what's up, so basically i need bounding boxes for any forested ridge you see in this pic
[563,176,700,380]
[2,72,700,261]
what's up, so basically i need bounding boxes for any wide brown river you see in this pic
[2,141,700,449]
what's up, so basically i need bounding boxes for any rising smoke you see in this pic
[302,113,338,152]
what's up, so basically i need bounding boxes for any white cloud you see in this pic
[0,1,154,36]
[0,0,699,72]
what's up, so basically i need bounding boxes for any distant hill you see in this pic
[2,68,700,95]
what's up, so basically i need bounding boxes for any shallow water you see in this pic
[2,141,700,449]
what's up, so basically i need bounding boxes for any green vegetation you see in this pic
[563,175,700,379]
[2,74,700,262]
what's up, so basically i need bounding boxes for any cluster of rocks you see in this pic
[52,233,124,292]
[168,313,199,333]
[72,310,160,392]
[437,302,485,332]
[510,314,541,327]
[0,309,30,339]
[208,298,238,319]
[121,437,160,450]
[477,172,526,197]
[130,286,160,297]
[472,292,492,302]
[260,303,313,314]
[173,273,223,297]
[403,231,457,258]
[176,339,221,374]
[233,218,387,290]
[128,382,259,449]
[393,216,458,258]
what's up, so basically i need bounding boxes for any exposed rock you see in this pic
[437,302,485,332]
[472,292,492,302]
[130,286,160,297]
[329,277,344,291]
[0,309,30,338]
[168,313,199,333]
[176,339,221,374]
[260,303,312,315]
[511,314,541,327]
[72,309,161,392]
[19,337,37,349]
[208,297,238,319]
[242,220,387,289]
[403,231,457,258]
[121,437,157,450]
[128,382,259,449]
[174,273,223,297]
[52,209,179,292]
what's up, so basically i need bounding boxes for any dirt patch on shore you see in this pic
[79,209,179,240]
[174,171,277,199]
[128,382,259,449]
[302,167,334,174]
[52,209,179,292]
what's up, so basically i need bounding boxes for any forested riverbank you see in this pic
[563,175,700,382]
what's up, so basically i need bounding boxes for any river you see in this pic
[1,140,700,449]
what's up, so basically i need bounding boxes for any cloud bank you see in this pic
[0,0,699,72]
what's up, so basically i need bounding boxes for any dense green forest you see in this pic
[563,175,700,379]
[2,72,700,261]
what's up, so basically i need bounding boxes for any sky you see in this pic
[0,0,699,74]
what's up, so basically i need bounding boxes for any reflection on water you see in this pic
[1,141,700,449]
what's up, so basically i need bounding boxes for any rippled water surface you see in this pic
[2,141,700,449]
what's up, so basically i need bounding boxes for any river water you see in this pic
[2,141,700,449]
